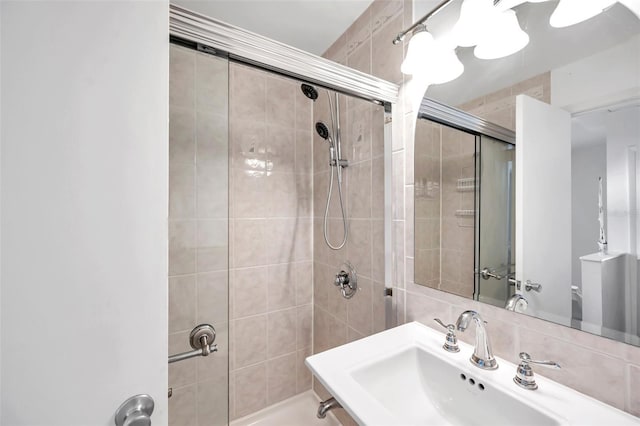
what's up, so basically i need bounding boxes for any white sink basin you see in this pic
[306,322,640,426]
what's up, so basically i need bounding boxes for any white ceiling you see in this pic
[172,0,375,55]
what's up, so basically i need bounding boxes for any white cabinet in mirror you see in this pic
[412,1,640,347]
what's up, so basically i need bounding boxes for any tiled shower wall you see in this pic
[311,1,411,424]
[168,44,230,426]
[414,121,475,299]
[227,63,314,419]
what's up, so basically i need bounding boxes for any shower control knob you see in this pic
[335,271,349,287]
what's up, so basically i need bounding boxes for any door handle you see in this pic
[114,394,154,426]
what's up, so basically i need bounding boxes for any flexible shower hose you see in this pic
[323,91,348,250]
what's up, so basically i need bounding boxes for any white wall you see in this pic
[1,2,168,425]
[606,107,640,255]
[571,142,607,287]
[551,34,640,113]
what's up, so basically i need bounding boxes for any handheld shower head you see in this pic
[315,122,331,141]
[301,84,319,101]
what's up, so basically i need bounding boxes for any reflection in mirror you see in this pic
[412,0,640,347]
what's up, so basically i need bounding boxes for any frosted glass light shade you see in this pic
[453,0,498,47]
[474,9,529,59]
[426,43,465,84]
[549,0,616,28]
[496,0,549,12]
[401,27,435,75]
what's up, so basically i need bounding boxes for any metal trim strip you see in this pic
[169,4,399,104]
[418,97,516,144]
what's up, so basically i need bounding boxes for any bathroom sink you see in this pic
[306,322,640,426]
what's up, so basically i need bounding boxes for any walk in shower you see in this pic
[167,12,393,422]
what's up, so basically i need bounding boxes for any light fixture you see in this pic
[549,0,616,28]
[425,42,465,84]
[495,0,550,12]
[453,0,499,47]
[400,25,464,84]
[400,25,434,75]
[474,9,530,59]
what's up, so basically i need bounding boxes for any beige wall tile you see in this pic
[297,304,313,349]
[169,384,197,426]
[267,263,296,311]
[267,308,297,358]
[267,353,298,404]
[266,125,295,173]
[233,219,267,268]
[170,106,195,166]
[295,130,313,174]
[347,38,372,74]
[348,277,373,335]
[229,63,265,122]
[232,267,267,319]
[170,45,195,109]
[295,262,313,305]
[264,218,295,264]
[346,9,371,54]
[169,275,197,333]
[197,271,228,325]
[372,14,404,84]
[370,0,403,33]
[196,52,228,114]
[266,76,295,129]
[197,378,229,426]
[234,315,267,368]
[348,103,373,163]
[347,219,373,279]
[197,219,228,273]
[296,347,312,392]
[348,160,372,219]
[234,363,267,418]
[169,162,196,219]
[169,220,196,276]
[628,365,640,416]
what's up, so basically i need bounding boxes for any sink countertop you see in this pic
[306,321,640,426]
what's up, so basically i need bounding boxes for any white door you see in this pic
[515,95,572,325]
[1,2,169,424]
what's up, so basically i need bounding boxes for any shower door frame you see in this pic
[169,4,399,105]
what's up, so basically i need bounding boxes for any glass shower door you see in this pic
[169,42,229,426]
[475,135,515,306]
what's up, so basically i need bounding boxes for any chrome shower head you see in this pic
[315,122,330,141]
[301,84,319,101]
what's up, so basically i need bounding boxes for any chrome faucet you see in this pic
[505,294,528,311]
[455,310,498,370]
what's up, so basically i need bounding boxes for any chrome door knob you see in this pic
[115,394,154,426]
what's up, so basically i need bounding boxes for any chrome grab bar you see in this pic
[169,324,217,364]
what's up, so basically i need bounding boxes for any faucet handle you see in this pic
[434,318,460,353]
[514,352,561,390]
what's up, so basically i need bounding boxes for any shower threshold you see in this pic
[231,390,341,426]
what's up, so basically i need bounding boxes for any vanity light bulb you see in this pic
[474,9,529,60]
[425,44,465,84]
[549,0,617,28]
[401,28,435,75]
[453,0,498,47]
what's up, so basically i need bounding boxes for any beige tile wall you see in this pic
[414,120,476,299]
[228,63,314,420]
[311,2,408,424]
[169,44,230,426]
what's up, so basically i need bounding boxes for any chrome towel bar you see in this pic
[169,324,217,364]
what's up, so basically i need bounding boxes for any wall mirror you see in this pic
[412,0,640,347]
